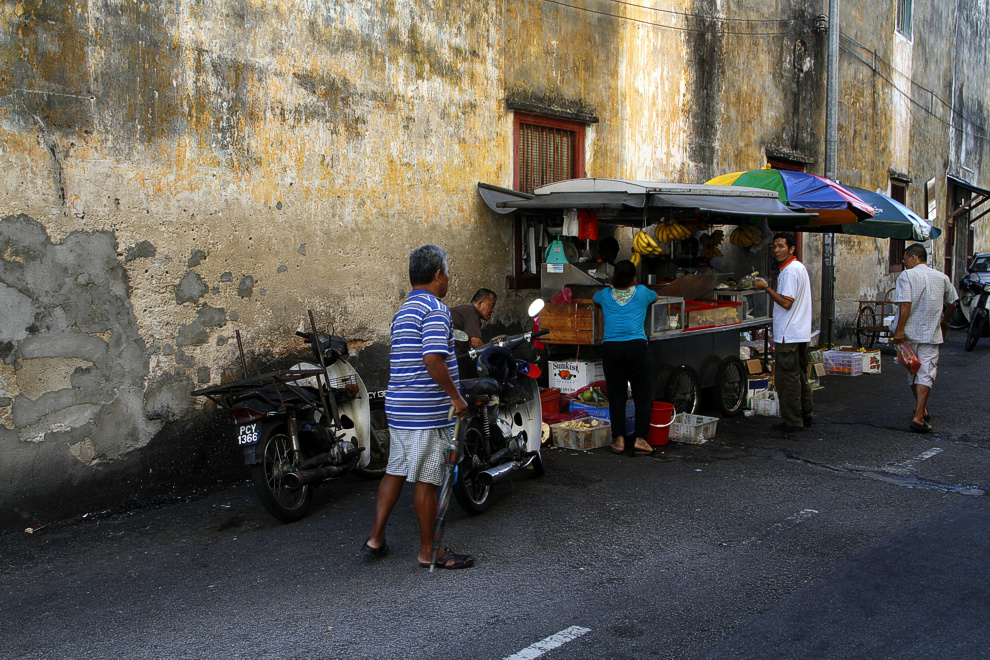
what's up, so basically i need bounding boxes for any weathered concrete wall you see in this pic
[2,0,990,528]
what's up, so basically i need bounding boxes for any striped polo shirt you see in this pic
[385,289,460,429]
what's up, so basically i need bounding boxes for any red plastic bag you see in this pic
[895,342,921,374]
[549,287,572,304]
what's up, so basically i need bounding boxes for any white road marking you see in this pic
[888,447,943,474]
[504,626,591,660]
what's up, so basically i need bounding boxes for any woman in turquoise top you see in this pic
[593,260,658,456]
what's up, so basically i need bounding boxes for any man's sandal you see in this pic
[419,548,476,569]
[361,539,389,558]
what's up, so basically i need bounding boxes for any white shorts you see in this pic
[386,427,450,486]
[906,341,939,388]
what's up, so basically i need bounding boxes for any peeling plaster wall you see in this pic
[2,1,990,527]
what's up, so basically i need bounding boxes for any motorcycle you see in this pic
[451,299,549,514]
[192,311,390,522]
[963,273,990,351]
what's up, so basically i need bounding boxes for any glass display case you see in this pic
[646,296,686,336]
[684,299,742,330]
[712,288,769,320]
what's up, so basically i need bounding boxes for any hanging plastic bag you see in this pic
[549,287,572,304]
[894,342,921,374]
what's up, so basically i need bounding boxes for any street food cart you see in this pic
[479,178,815,416]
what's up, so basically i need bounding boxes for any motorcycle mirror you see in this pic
[452,329,469,342]
[527,298,545,318]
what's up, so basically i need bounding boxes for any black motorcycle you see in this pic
[964,274,990,352]
[193,311,389,522]
[451,300,549,514]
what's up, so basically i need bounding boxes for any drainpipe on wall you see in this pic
[821,0,840,346]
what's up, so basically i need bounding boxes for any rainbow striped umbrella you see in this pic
[706,169,874,226]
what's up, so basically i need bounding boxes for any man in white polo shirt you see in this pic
[892,242,958,433]
[754,232,813,433]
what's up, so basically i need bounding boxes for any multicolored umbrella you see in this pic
[842,186,941,241]
[706,169,874,226]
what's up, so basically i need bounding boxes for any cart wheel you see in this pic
[856,305,878,349]
[712,357,746,417]
[665,366,699,415]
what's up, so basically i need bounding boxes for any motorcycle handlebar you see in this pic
[461,329,547,359]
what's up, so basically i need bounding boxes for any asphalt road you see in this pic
[2,332,989,660]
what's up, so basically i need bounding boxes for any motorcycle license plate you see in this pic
[237,423,260,446]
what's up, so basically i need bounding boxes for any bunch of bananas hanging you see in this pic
[654,221,702,244]
[699,230,725,259]
[729,225,763,248]
[630,230,662,266]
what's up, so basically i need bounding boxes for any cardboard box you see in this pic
[549,360,605,394]
[837,348,881,375]
[568,398,635,435]
[745,359,766,375]
[863,350,881,374]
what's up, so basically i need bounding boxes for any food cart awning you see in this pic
[478,178,814,223]
[477,183,533,215]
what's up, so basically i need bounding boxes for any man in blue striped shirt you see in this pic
[363,245,475,569]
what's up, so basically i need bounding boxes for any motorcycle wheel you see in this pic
[950,305,970,330]
[452,419,492,515]
[965,313,984,352]
[529,450,546,478]
[251,427,313,523]
[353,414,391,480]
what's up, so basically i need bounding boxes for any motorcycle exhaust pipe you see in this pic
[477,460,525,487]
[284,463,349,488]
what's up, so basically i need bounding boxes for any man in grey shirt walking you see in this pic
[892,243,958,434]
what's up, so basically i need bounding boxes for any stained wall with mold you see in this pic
[1,0,989,528]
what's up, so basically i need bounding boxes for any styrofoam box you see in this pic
[551,419,612,451]
[669,413,718,444]
[746,376,770,409]
[823,350,864,376]
[548,360,605,395]
[752,390,780,417]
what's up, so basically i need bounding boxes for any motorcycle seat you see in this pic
[459,377,500,397]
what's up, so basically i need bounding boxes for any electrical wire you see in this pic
[539,0,820,36]
[839,42,990,143]
[599,0,820,25]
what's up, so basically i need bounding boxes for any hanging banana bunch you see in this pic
[699,229,725,259]
[729,225,763,248]
[631,230,662,267]
[653,221,694,244]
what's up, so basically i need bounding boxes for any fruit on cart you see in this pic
[699,230,725,259]
[729,225,763,247]
[555,417,602,429]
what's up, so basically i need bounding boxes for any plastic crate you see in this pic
[669,413,718,444]
[752,391,780,417]
[550,419,611,451]
[823,350,864,376]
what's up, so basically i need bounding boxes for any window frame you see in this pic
[508,113,587,289]
[896,0,912,38]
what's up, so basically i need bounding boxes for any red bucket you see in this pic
[648,402,675,446]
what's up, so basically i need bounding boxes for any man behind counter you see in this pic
[450,288,498,378]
